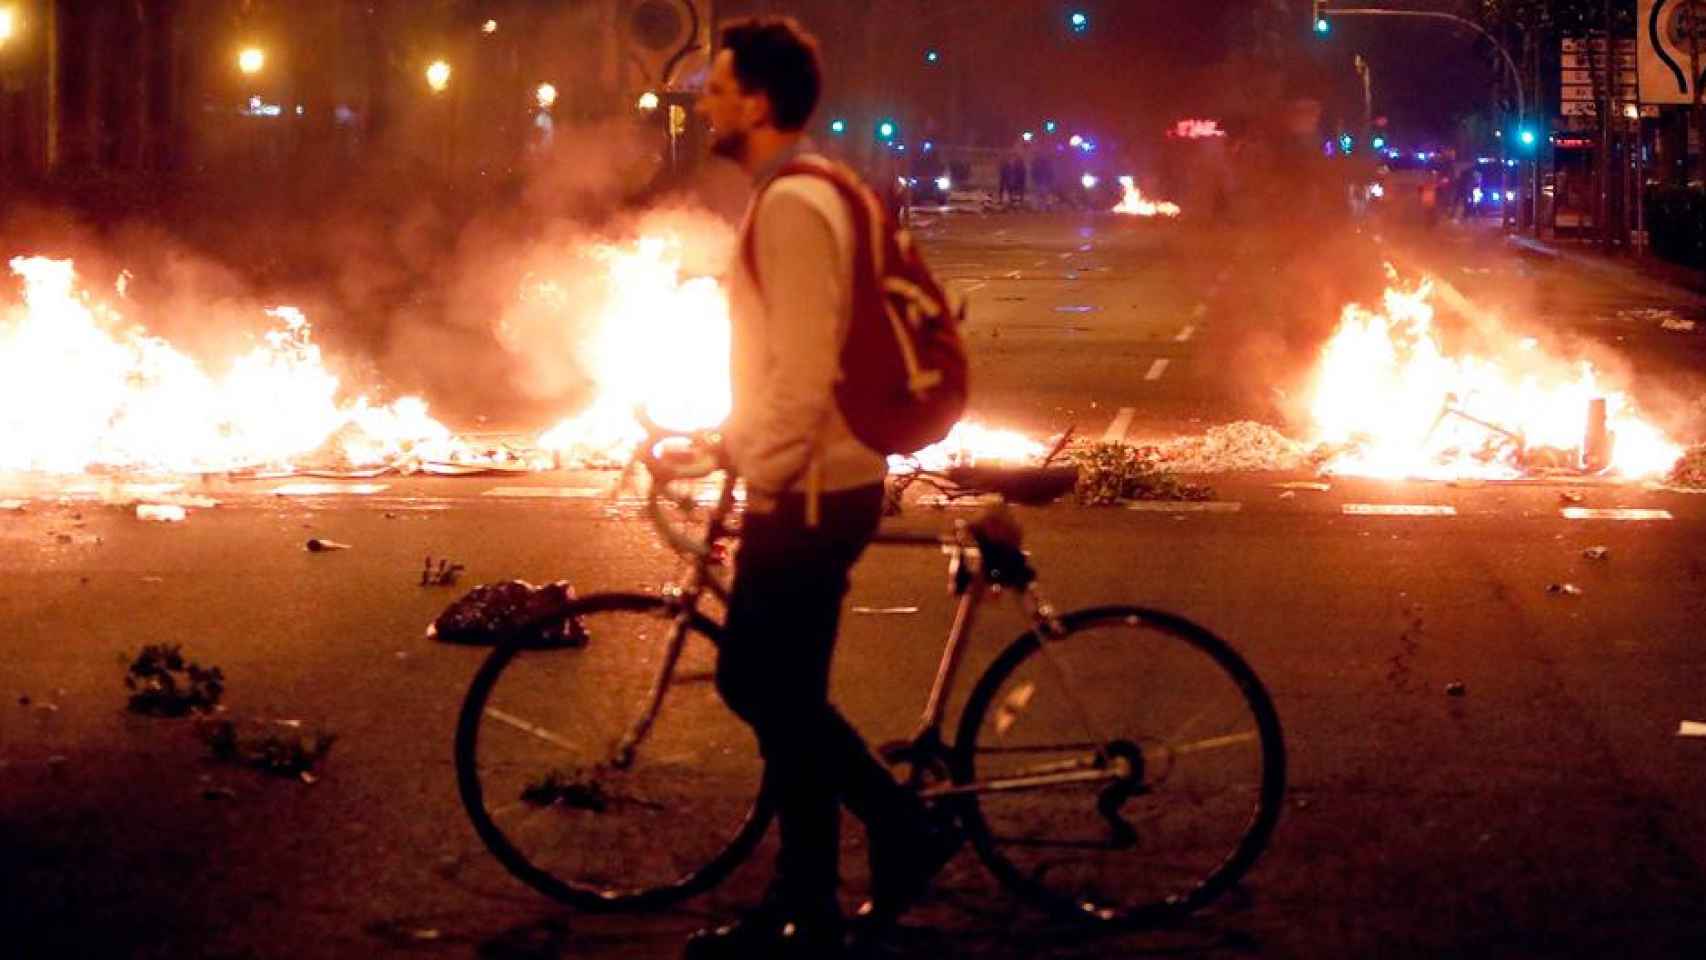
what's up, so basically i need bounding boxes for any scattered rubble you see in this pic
[420,556,466,587]
[0,499,26,512]
[1445,682,1466,697]
[1153,421,1317,473]
[305,538,352,552]
[198,716,335,779]
[428,580,587,648]
[1070,442,1213,506]
[1546,583,1583,597]
[123,644,225,717]
[1582,545,1610,561]
[521,768,611,811]
[1559,491,1586,504]
[852,606,920,615]
[136,504,187,523]
[1679,721,1706,738]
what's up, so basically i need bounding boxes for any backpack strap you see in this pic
[740,155,886,294]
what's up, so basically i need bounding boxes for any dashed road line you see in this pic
[270,483,390,496]
[1101,407,1136,443]
[1561,507,1673,521]
[1343,504,1456,517]
[1145,358,1171,381]
[1174,324,1197,343]
[483,486,612,499]
[1126,501,1242,513]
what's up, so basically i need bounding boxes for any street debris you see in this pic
[305,537,352,552]
[1273,481,1332,492]
[1582,545,1610,561]
[1559,491,1585,504]
[1546,583,1583,597]
[1446,681,1466,697]
[522,768,610,811]
[852,606,920,615]
[1667,444,1706,489]
[428,580,587,648]
[1614,307,1694,331]
[201,784,238,801]
[1277,491,1295,500]
[123,644,225,717]
[1679,721,1706,738]
[994,682,1036,736]
[136,504,187,523]
[1155,421,1317,473]
[0,499,26,512]
[420,556,466,587]
[1071,442,1212,506]
[198,716,336,779]
[1662,317,1697,332]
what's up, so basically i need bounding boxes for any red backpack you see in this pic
[742,155,968,457]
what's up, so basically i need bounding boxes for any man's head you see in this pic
[697,17,822,167]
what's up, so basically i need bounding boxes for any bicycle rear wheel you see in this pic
[953,605,1285,926]
[454,592,772,911]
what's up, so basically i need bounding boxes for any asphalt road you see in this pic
[4,212,1706,959]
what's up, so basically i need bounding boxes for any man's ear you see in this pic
[744,92,773,130]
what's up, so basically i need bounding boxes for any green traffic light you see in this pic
[877,119,898,140]
[1371,136,1387,150]
[1314,17,1330,35]
[1070,11,1089,32]
[830,119,847,135]
[1044,120,1058,134]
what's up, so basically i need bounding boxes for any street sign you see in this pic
[1562,69,1637,85]
[1639,0,1706,104]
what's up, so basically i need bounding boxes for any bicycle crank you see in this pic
[1095,741,1146,849]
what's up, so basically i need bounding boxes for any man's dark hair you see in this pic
[719,17,822,132]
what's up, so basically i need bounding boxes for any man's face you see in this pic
[697,50,766,163]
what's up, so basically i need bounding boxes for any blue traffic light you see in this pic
[830,118,847,135]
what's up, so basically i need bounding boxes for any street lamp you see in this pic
[0,7,17,48]
[482,19,498,35]
[637,90,661,112]
[1022,131,1035,142]
[425,59,452,93]
[536,83,558,110]
[238,47,265,75]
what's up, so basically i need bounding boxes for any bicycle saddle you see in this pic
[942,465,1079,506]
[968,502,1035,588]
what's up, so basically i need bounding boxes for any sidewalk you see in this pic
[1506,232,1706,305]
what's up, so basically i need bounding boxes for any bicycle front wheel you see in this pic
[454,592,772,911]
[953,605,1285,926]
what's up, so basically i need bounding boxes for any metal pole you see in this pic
[1689,0,1703,181]
[1329,9,1525,126]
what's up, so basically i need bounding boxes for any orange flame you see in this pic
[1112,177,1181,218]
[1308,278,1682,479]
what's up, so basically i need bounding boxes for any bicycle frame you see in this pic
[614,456,1135,800]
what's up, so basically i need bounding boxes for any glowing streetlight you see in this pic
[482,19,498,34]
[0,8,17,47]
[1080,173,1099,190]
[425,60,452,93]
[237,47,265,75]
[1021,131,1035,143]
[637,90,661,111]
[1069,134,1084,148]
[536,83,558,110]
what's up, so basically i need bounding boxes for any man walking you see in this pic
[688,17,959,960]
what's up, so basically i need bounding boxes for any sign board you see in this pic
[1562,69,1637,85]
[1639,0,1706,104]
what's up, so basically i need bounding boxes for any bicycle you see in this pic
[454,415,1286,927]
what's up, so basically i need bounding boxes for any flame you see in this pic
[1308,277,1682,479]
[904,422,1051,472]
[1112,177,1181,218]
[0,256,468,474]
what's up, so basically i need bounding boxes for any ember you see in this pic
[1112,177,1181,218]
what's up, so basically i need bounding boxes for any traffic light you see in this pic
[1338,132,1354,154]
[829,118,847,135]
[1313,0,1330,36]
[1371,135,1387,151]
[876,118,899,142]
[1070,11,1089,33]
[1517,126,1538,149]
[925,49,941,64]
[1044,120,1058,134]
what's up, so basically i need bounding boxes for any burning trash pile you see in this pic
[1112,178,1181,218]
[1305,277,1689,483]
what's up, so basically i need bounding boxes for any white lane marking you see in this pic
[1561,507,1673,521]
[1191,303,1208,319]
[1343,504,1456,517]
[1101,407,1136,443]
[483,487,611,499]
[1126,501,1242,513]
[1033,258,1047,267]
[1145,359,1171,381]
[1058,252,1074,260]
[270,483,390,496]
[1174,324,1197,343]
[958,280,988,296]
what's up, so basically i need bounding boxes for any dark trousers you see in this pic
[716,483,919,909]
